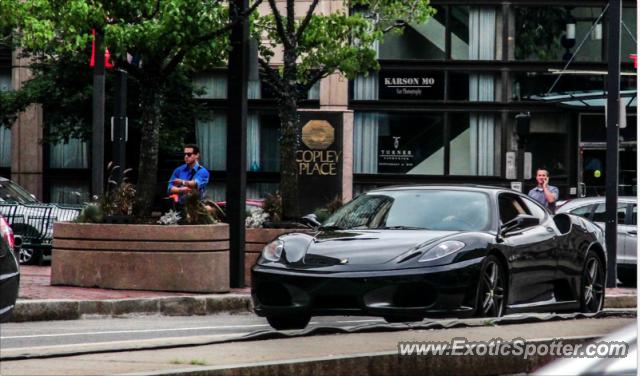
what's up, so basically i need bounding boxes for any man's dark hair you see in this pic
[184,144,200,154]
[536,167,549,176]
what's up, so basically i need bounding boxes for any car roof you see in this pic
[558,196,637,211]
[368,184,509,194]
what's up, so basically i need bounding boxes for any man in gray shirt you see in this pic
[528,168,559,213]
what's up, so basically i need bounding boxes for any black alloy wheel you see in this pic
[580,251,605,313]
[475,255,506,317]
[266,315,311,330]
[19,248,42,265]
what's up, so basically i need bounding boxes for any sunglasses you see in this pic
[184,152,195,157]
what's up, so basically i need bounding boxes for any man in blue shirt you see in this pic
[528,168,559,213]
[167,144,210,204]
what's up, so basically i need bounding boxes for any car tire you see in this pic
[266,315,311,330]
[19,248,42,265]
[475,255,506,318]
[580,250,605,313]
[617,267,636,287]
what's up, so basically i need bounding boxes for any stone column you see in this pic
[11,50,43,199]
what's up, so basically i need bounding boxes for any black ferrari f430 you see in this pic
[251,186,607,330]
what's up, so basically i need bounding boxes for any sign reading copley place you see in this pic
[379,71,444,100]
[296,112,344,214]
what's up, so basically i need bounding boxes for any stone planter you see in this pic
[51,223,230,293]
[245,228,312,286]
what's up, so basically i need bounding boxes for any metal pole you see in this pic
[227,0,248,288]
[92,31,106,196]
[605,0,621,287]
[112,69,127,182]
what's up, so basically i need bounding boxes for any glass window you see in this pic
[525,113,569,177]
[592,203,627,224]
[632,204,637,226]
[449,113,500,176]
[569,204,596,219]
[514,7,605,62]
[379,6,446,60]
[521,196,548,221]
[193,73,227,99]
[451,6,499,60]
[50,182,90,204]
[622,7,637,59]
[49,138,89,169]
[0,180,38,204]
[511,72,603,101]
[196,112,280,172]
[449,72,498,101]
[324,189,491,231]
[498,194,528,224]
[354,112,444,175]
[0,70,11,168]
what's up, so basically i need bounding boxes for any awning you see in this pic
[528,89,637,108]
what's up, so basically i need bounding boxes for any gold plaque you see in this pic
[301,120,334,150]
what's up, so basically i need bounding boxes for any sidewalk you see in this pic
[10,265,637,322]
[11,266,252,322]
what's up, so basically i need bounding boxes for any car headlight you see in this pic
[418,240,465,263]
[262,240,284,262]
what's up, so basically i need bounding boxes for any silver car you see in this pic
[0,177,82,265]
[556,196,637,285]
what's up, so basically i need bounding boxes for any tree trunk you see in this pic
[135,85,163,218]
[279,94,300,219]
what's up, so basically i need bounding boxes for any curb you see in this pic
[604,294,637,309]
[10,294,253,322]
[124,336,599,376]
[9,294,635,323]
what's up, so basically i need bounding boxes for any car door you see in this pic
[591,202,629,265]
[498,193,557,306]
[618,202,637,266]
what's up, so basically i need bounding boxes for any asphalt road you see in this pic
[1,313,386,353]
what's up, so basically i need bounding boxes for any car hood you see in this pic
[282,229,457,266]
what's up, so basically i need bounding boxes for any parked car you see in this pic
[0,214,20,322]
[0,177,82,265]
[252,185,607,330]
[556,196,636,285]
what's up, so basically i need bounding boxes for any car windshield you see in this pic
[0,180,39,204]
[323,189,491,231]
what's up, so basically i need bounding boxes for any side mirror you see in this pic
[300,213,322,229]
[501,214,539,235]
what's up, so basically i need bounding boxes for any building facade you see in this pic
[0,0,637,207]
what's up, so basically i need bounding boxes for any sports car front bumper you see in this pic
[251,257,484,319]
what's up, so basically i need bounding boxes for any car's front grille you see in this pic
[313,295,360,309]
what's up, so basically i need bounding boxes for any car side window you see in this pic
[520,196,548,221]
[569,204,596,219]
[592,203,627,224]
[498,194,528,224]
[632,205,637,226]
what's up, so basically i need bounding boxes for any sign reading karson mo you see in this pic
[297,120,342,176]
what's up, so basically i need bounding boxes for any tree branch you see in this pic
[286,0,295,36]
[267,0,291,48]
[295,0,319,41]
[301,67,329,93]
[258,57,286,97]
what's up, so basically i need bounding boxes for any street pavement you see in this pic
[0,316,634,375]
